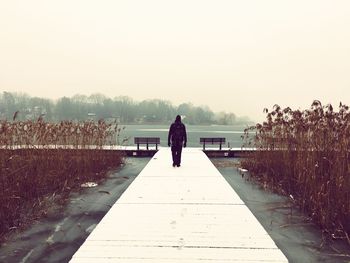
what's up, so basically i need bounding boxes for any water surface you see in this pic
[118,124,248,148]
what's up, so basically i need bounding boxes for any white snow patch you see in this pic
[81,182,98,188]
[20,249,34,263]
[86,224,97,233]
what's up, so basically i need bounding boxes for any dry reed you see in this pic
[241,101,350,245]
[0,117,123,240]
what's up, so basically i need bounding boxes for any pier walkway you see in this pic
[70,148,288,262]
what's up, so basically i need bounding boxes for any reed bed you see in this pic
[0,118,124,240]
[241,101,350,245]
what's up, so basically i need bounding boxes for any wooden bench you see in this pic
[200,137,226,150]
[134,137,160,150]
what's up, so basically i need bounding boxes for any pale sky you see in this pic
[1,0,349,121]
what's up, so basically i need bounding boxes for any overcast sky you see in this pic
[1,0,349,121]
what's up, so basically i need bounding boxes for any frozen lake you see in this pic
[117,124,248,148]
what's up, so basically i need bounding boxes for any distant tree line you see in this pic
[0,92,251,125]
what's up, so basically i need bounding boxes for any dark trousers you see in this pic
[171,145,183,165]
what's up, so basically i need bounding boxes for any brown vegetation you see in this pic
[241,100,350,245]
[0,117,124,240]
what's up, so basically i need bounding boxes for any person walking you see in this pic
[168,115,187,167]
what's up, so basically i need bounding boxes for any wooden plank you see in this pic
[134,137,160,143]
[80,204,277,248]
[71,247,286,262]
[200,137,226,144]
[70,148,288,262]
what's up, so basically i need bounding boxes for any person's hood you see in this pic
[175,115,181,123]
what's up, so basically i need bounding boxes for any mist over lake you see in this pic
[118,124,247,148]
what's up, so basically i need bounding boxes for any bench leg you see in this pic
[147,143,149,150]
[203,143,205,150]
[137,144,140,150]
[219,143,222,150]
[156,144,158,150]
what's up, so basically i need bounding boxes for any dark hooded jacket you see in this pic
[168,115,187,146]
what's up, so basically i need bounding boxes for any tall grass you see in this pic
[0,117,123,240]
[241,101,350,244]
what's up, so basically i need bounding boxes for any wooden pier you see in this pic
[70,148,288,262]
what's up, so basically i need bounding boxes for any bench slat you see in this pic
[134,137,160,144]
[200,137,225,144]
